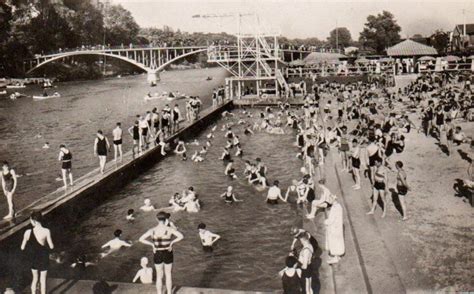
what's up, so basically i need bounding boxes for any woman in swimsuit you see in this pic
[224,160,237,179]
[279,256,302,294]
[220,186,243,203]
[366,138,383,184]
[1,161,17,219]
[94,130,110,174]
[350,139,361,190]
[395,161,410,221]
[139,211,184,294]
[21,212,54,294]
[367,159,387,218]
[58,144,73,189]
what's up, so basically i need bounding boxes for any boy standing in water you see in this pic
[197,223,221,252]
[133,257,153,284]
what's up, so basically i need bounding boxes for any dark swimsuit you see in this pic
[152,231,173,264]
[224,192,234,203]
[97,137,107,156]
[133,126,140,141]
[368,148,382,167]
[2,171,14,192]
[28,230,50,271]
[61,151,72,170]
[282,271,302,294]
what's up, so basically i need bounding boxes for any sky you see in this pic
[114,0,474,40]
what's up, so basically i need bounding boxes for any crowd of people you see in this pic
[2,69,473,294]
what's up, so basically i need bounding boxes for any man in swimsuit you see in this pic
[367,159,388,218]
[139,211,184,294]
[395,161,410,221]
[266,180,287,204]
[112,123,123,163]
[1,161,17,219]
[128,121,141,155]
[58,144,73,189]
[139,115,149,150]
[21,212,54,294]
[298,233,313,294]
[94,130,110,174]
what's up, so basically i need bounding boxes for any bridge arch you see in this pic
[26,51,153,75]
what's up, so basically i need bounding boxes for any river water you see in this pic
[49,109,306,291]
[0,68,227,216]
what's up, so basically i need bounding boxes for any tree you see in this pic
[359,11,401,54]
[104,4,139,45]
[430,30,449,54]
[327,27,352,48]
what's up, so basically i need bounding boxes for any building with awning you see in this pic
[386,39,438,57]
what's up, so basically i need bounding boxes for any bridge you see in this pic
[24,45,321,83]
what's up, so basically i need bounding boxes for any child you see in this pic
[101,229,132,257]
[126,209,135,221]
[132,257,153,284]
[198,223,221,252]
[140,199,155,212]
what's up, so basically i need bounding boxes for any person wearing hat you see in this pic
[139,211,184,294]
[324,196,344,264]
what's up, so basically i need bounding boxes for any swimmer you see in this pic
[224,160,237,179]
[169,193,185,211]
[198,223,221,252]
[206,132,214,139]
[206,140,212,147]
[191,151,204,162]
[94,130,110,174]
[235,145,243,157]
[58,144,73,189]
[101,229,132,257]
[42,142,50,149]
[266,180,287,204]
[220,147,231,161]
[220,186,243,203]
[174,140,187,160]
[199,146,208,155]
[139,211,184,294]
[126,209,135,221]
[133,257,153,284]
[184,194,200,213]
[71,254,96,269]
[1,161,17,219]
[112,122,123,163]
[244,125,254,135]
[188,139,200,146]
[141,198,156,212]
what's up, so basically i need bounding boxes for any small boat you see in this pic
[6,85,26,89]
[0,90,6,95]
[144,91,188,101]
[33,93,61,100]
[206,76,213,81]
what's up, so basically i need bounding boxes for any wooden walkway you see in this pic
[0,101,232,242]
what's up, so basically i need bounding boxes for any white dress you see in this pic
[325,202,345,256]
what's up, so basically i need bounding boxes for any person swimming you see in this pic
[100,229,132,257]
[140,198,156,212]
[220,186,243,204]
[132,257,153,284]
[126,209,135,221]
[197,223,221,252]
[224,160,237,179]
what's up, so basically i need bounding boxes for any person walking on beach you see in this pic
[325,196,344,264]
[21,211,54,294]
[395,161,410,220]
[94,130,110,174]
[139,211,184,294]
[112,123,123,163]
[1,161,17,219]
[58,145,73,189]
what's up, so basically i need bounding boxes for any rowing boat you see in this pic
[33,93,61,100]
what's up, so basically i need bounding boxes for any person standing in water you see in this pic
[112,122,123,163]
[94,130,110,174]
[21,211,54,294]
[58,145,73,189]
[1,161,17,219]
[139,211,184,294]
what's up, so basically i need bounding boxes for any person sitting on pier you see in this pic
[132,257,153,284]
[140,198,156,212]
[174,140,187,160]
[198,223,221,252]
[154,128,167,156]
[101,229,132,258]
